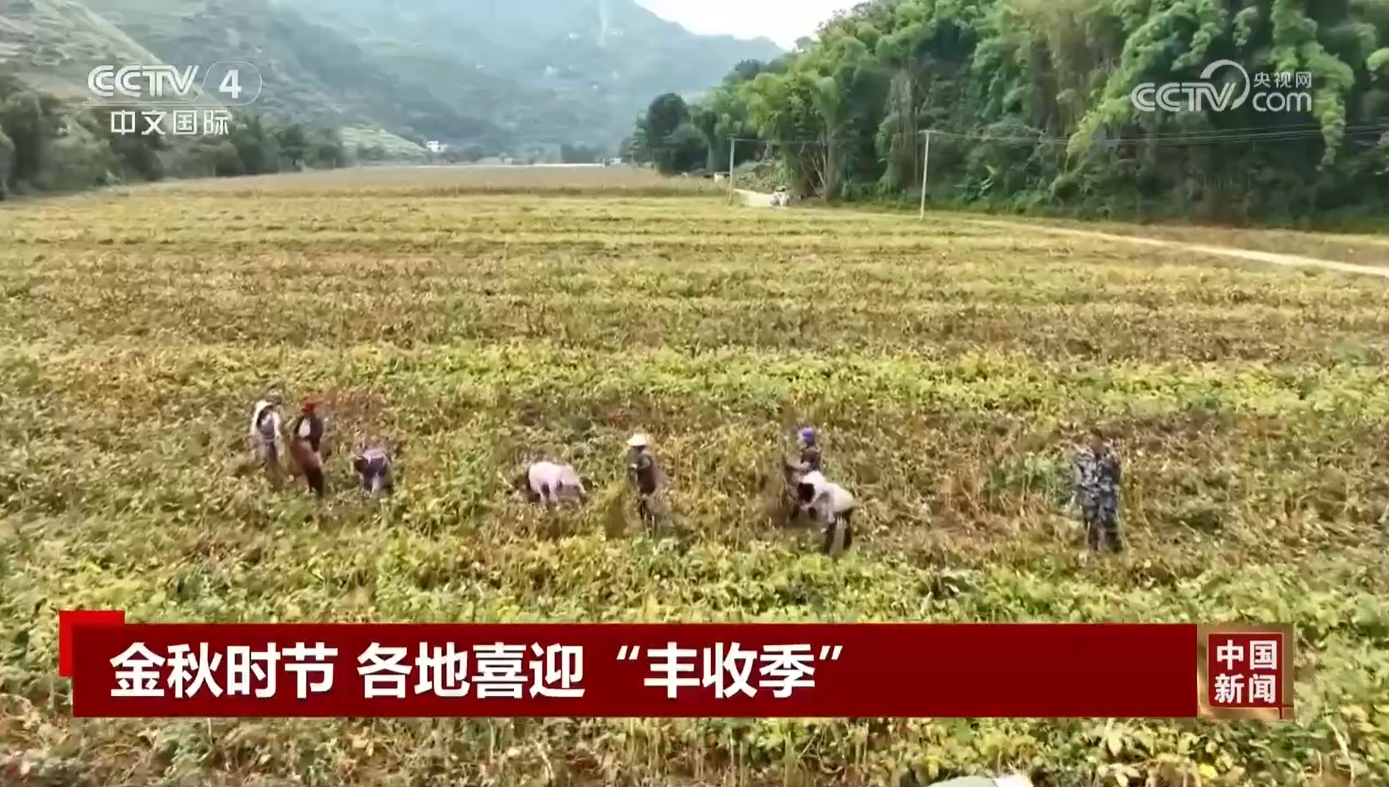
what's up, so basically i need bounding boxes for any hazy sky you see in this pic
[637,0,857,48]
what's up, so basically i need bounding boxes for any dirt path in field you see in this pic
[734,188,1389,278]
[961,218,1389,279]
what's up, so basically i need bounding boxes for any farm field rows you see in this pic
[1,166,1386,787]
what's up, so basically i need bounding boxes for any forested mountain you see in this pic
[0,0,781,151]
[631,0,1389,224]
[285,0,783,134]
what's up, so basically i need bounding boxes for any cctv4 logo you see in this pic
[87,62,261,106]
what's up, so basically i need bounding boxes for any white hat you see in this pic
[626,433,649,448]
[994,774,1033,787]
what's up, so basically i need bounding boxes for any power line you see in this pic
[633,123,1384,153]
[636,124,1383,152]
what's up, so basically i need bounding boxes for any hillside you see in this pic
[285,0,785,124]
[0,0,164,101]
[0,0,782,152]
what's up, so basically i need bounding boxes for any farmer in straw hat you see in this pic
[288,395,329,498]
[626,433,663,525]
[249,391,284,480]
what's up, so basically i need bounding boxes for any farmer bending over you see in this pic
[353,444,394,496]
[516,460,587,505]
[797,474,856,555]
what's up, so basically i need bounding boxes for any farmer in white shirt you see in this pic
[249,392,284,476]
[353,444,394,496]
[795,472,856,554]
[516,460,587,505]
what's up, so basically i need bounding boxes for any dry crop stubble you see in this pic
[0,166,1386,787]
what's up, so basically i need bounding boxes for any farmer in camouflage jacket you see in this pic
[1072,427,1123,552]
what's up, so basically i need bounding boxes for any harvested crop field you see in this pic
[1,165,1386,787]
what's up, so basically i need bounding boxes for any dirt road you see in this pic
[733,188,1389,279]
[962,218,1389,279]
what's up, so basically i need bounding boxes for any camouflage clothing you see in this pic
[1072,444,1122,552]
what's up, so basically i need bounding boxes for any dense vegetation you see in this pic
[0,165,1386,785]
[628,0,1389,224]
[0,70,352,197]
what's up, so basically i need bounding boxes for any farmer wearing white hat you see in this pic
[249,391,284,479]
[626,433,662,524]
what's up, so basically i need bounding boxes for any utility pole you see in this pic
[918,129,932,220]
[728,137,736,202]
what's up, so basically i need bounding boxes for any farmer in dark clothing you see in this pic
[792,427,822,473]
[784,426,823,523]
[353,444,393,496]
[626,433,662,524]
[1072,427,1123,552]
[288,395,329,498]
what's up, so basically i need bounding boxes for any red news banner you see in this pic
[61,613,1294,719]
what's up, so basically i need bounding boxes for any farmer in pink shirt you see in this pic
[515,460,588,505]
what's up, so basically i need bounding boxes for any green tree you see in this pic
[275,123,309,169]
[638,93,710,174]
[229,113,280,175]
[560,142,601,163]
[92,109,168,182]
[189,138,245,177]
[631,0,1389,223]
[308,128,347,168]
[356,143,388,162]
[0,91,61,188]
